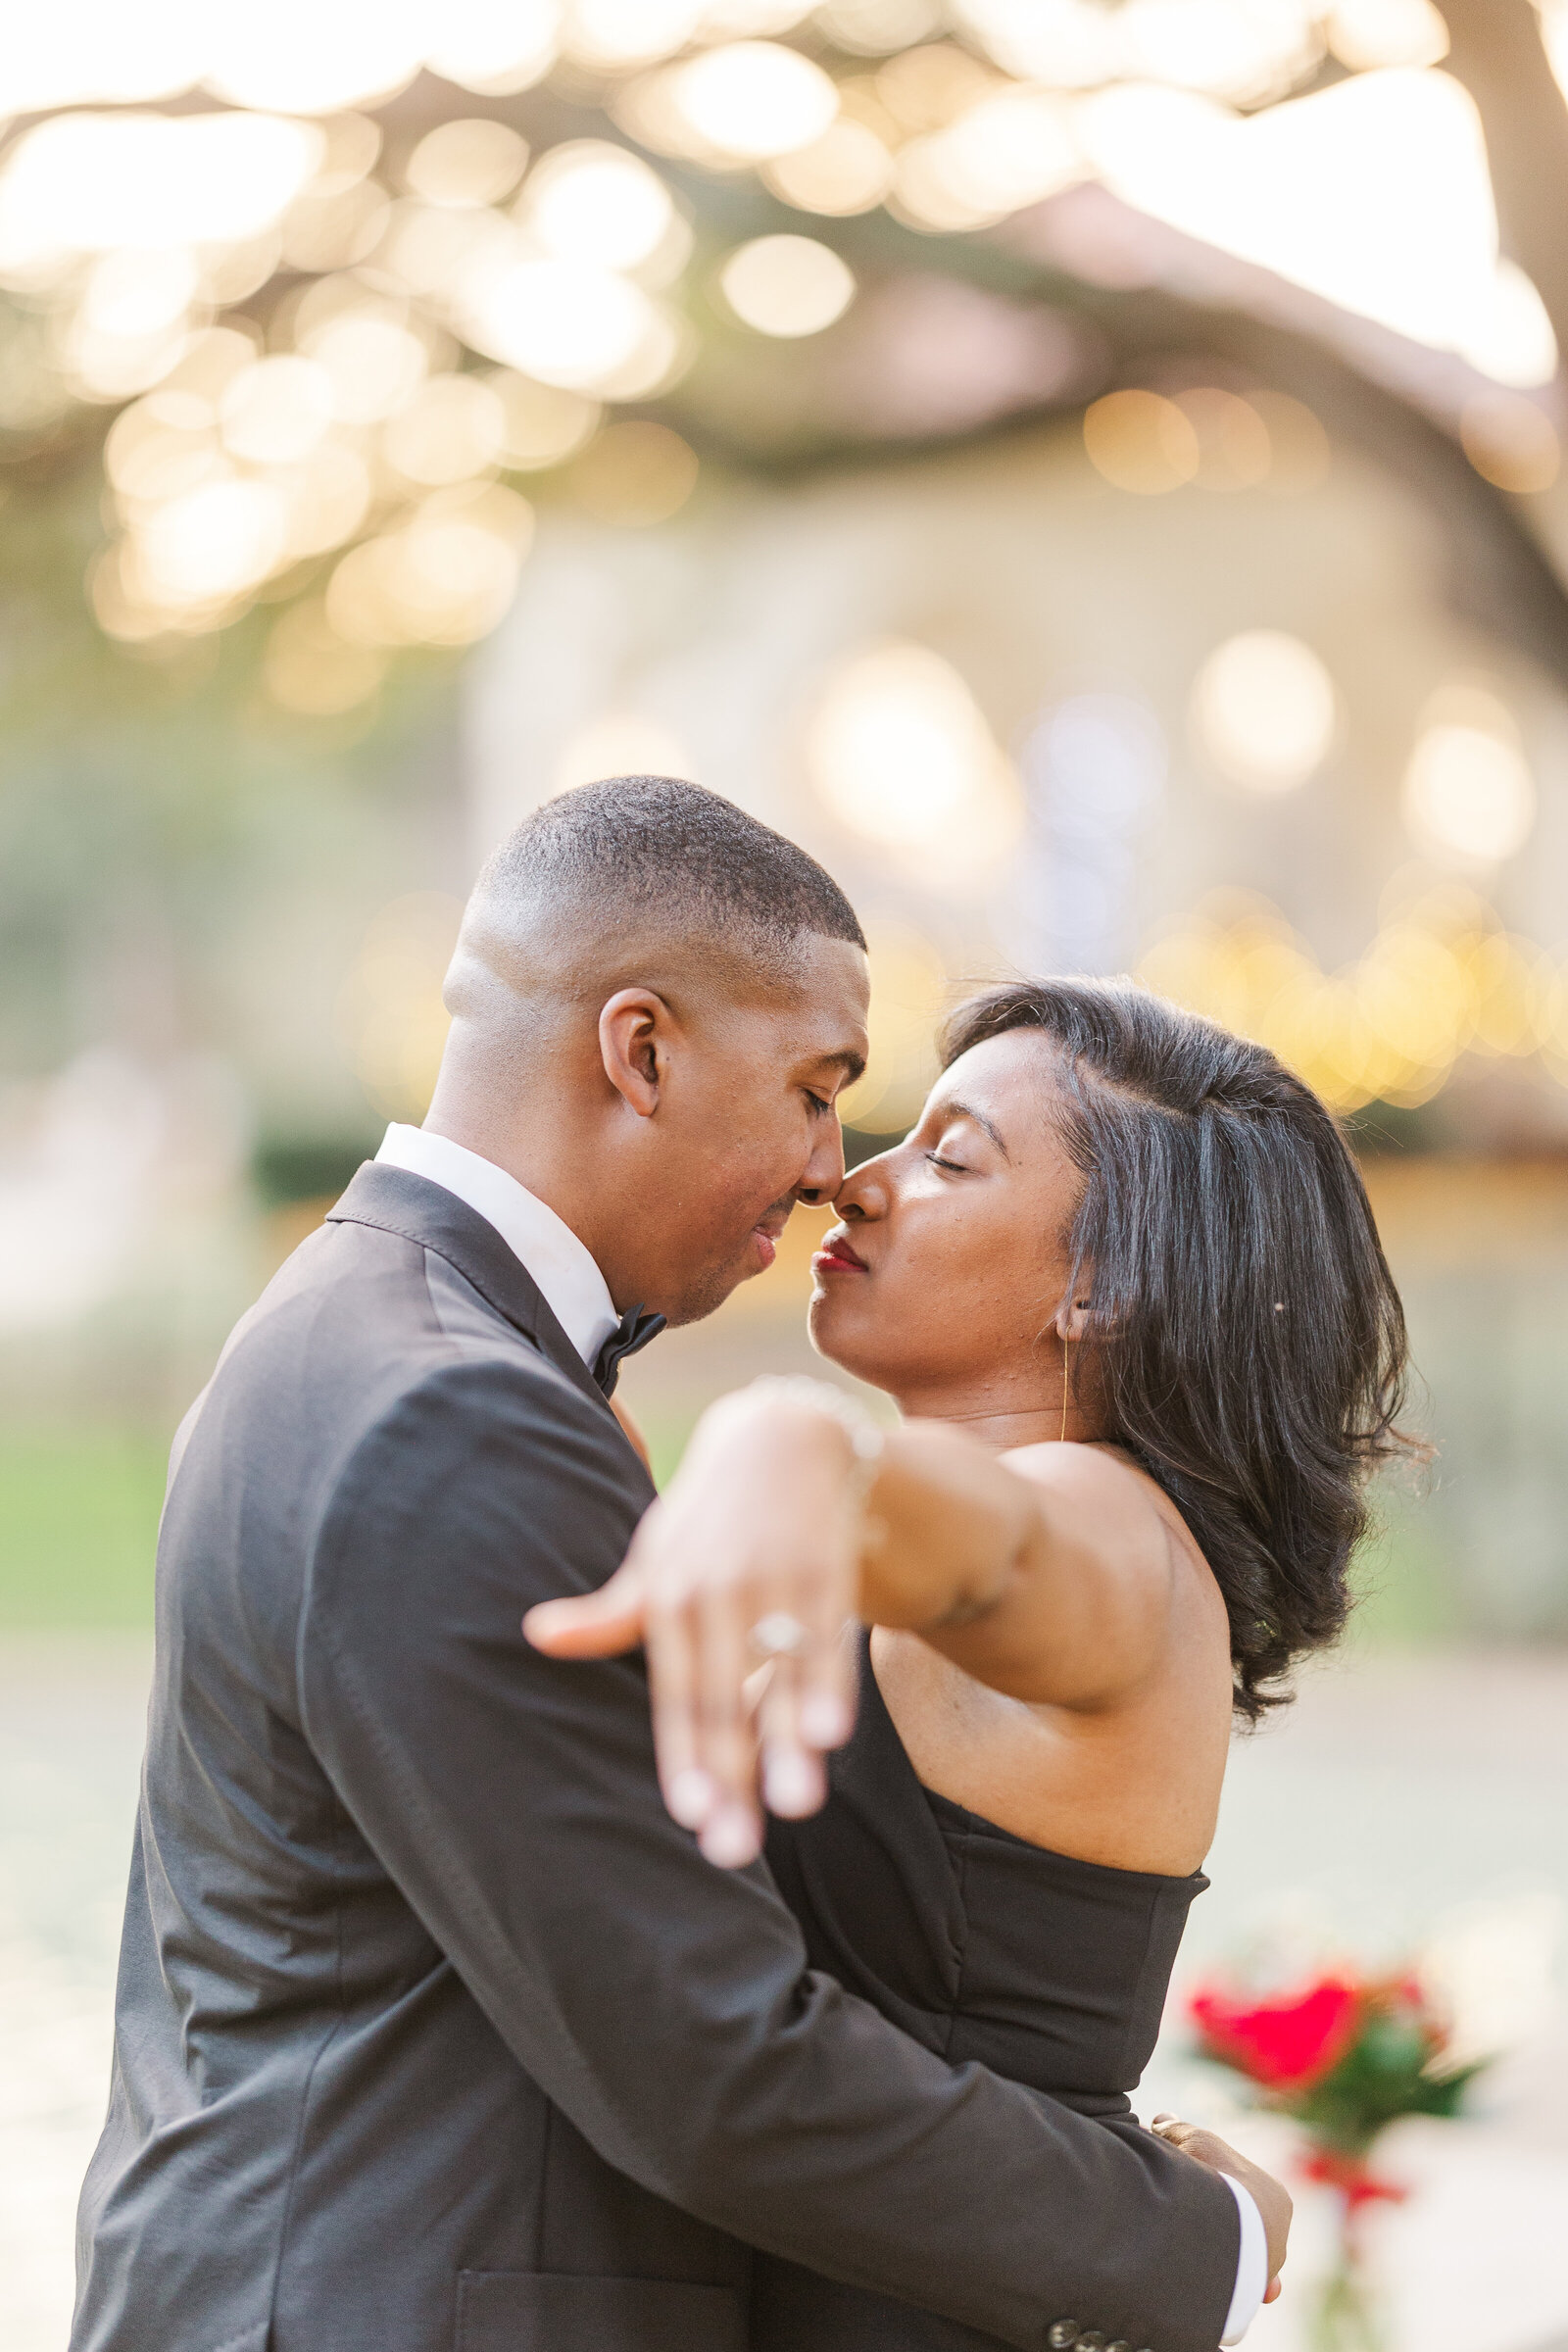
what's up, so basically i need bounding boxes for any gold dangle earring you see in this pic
[1059,1333,1070,1445]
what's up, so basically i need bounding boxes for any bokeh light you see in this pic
[566,0,707,72]
[1325,0,1448,70]
[1459,393,1561,496]
[1402,690,1536,867]
[763,119,895,215]
[1177,389,1272,491]
[382,373,506,487]
[280,169,389,275]
[1191,630,1338,792]
[404,119,530,209]
[552,712,696,795]
[874,39,998,131]
[0,111,322,276]
[299,306,429,424]
[137,477,289,608]
[1074,67,1558,388]
[568,421,700,526]
[218,356,333,465]
[892,87,1083,230]
[521,141,678,272]
[807,639,1024,872]
[1140,888,1563,1113]
[274,444,375,559]
[459,254,667,392]
[837,921,950,1134]
[336,892,464,1122]
[424,2,563,97]
[1246,390,1333,491]
[204,8,427,114]
[484,370,601,467]
[819,0,945,50]
[1084,390,1200,494]
[1115,0,1323,104]
[377,198,513,302]
[104,393,219,502]
[265,596,389,716]
[720,234,857,336]
[665,42,839,162]
[326,485,533,648]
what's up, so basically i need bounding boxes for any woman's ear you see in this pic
[1054,1290,1094,1344]
[599,988,672,1119]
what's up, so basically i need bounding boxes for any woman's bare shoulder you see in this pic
[1003,1440,1215,1581]
[1000,1438,1183,1573]
[998,1441,1234,1705]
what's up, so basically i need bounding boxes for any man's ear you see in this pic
[599,989,674,1119]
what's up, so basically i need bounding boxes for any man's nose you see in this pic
[796,1118,848,1206]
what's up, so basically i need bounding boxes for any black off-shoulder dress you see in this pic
[760,1631,1209,2350]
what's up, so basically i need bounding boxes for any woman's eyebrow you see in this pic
[942,1099,1011,1159]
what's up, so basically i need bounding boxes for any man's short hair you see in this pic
[478,776,866,960]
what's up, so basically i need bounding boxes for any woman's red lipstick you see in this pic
[812,1233,867,1276]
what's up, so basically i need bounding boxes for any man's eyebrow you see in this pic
[943,1098,1011,1158]
[820,1047,867,1085]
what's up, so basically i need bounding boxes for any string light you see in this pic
[1139,892,1561,1113]
[1191,630,1338,793]
[719,234,857,335]
[806,639,1024,877]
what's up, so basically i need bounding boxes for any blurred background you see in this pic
[2,2,1568,2346]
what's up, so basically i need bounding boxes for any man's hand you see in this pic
[1151,2116,1290,2306]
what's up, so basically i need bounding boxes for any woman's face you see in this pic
[809,1028,1089,1412]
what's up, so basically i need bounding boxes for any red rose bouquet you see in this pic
[1189,1968,1489,2350]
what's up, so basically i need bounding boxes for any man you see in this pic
[74,778,1276,2352]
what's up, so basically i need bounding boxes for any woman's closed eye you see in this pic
[925,1151,970,1174]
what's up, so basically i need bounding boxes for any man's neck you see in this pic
[421,1108,579,1224]
[418,1101,634,1307]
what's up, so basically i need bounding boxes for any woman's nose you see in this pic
[834,1151,895,1222]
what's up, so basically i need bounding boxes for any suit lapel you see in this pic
[325,1162,612,1417]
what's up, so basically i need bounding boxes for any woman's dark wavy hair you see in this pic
[941,978,1417,1721]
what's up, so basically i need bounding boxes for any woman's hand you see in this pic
[524,1387,867,1867]
[1151,2116,1291,2308]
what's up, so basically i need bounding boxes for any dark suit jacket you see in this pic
[72,1163,1238,2352]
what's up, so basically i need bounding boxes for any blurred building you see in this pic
[3,0,1568,1637]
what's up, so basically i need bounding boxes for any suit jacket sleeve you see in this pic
[298,1355,1239,2352]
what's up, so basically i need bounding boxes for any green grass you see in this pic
[1347,1493,1462,1646]
[0,1429,169,1625]
[0,1420,1461,1642]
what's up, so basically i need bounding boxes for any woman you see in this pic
[528,977,1413,2343]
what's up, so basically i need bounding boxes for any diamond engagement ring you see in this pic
[748,1612,809,1659]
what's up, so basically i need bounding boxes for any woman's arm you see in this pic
[861,1418,1174,1707]
[525,1382,1176,1864]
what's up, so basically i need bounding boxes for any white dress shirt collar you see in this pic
[374,1123,621,1369]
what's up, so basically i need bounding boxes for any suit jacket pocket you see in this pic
[457,2270,747,2352]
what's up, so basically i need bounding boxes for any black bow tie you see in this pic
[592,1303,665,1397]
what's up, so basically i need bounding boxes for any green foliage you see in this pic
[252,1130,381,1207]
[0,1428,168,1625]
[1288,2008,1484,2153]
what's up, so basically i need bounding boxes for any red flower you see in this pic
[1191,1978,1360,2090]
[1300,2148,1408,2210]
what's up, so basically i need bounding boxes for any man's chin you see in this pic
[661,1243,770,1329]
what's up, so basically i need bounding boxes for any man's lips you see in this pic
[751,1215,790,1270]
[811,1232,867,1276]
